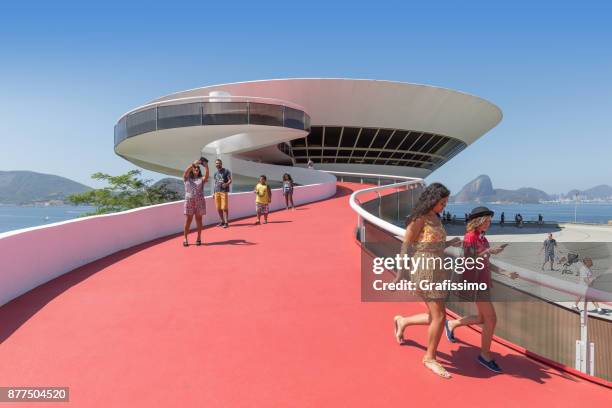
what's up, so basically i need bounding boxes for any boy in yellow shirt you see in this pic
[254,175,272,225]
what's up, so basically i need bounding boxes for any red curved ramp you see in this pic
[0,183,609,406]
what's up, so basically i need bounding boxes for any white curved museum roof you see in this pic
[114,78,502,181]
[148,78,502,145]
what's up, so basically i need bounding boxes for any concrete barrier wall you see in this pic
[0,181,336,307]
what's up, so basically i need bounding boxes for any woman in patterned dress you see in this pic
[182,159,209,247]
[393,183,461,379]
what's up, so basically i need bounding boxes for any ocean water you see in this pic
[0,205,95,234]
[445,202,612,224]
[2,201,611,235]
[0,183,285,234]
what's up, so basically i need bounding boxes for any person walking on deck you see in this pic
[393,183,461,379]
[445,206,518,373]
[213,159,232,228]
[254,175,272,225]
[282,173,295,210]
[573,257,604,314]
[540,233,557,271]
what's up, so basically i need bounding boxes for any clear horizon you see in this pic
[1,1,611,194]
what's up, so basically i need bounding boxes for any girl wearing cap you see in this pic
[444,206,518,373]
[393,183,461,379]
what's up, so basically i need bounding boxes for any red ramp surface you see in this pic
[0,183,609,407]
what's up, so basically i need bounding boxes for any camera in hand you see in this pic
[199,157,209,164]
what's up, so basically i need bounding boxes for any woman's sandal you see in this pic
[183,240,189,247]
[422,358,451,379]
[195,239,201,246]
[393,315,404,344]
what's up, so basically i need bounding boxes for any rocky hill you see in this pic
[451,175,550,204]
[0,171,92,205]
[153,177,185,196]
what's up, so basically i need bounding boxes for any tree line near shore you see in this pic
[0,170,178,214]
[2,170,611,207]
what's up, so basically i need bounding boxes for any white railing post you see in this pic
[575,297,595,376]
[576,300,588,373]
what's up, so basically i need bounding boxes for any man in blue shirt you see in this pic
[213,159,232,228]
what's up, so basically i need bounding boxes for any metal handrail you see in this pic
[348,178,422,239]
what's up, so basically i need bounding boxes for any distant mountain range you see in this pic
[451,175,612,204]
[0,171,91,205]
[2,170,610,206]
[563,185,612,200]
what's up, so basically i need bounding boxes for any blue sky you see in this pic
[1,0,611,194]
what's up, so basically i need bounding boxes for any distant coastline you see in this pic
[0,200,78,207]
[460,199,612,205]
[451,174,612,204]
[445,202,612,225]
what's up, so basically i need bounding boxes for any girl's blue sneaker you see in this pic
[478,355,502,373]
